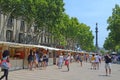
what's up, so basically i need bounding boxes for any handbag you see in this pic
[65,60,69,65]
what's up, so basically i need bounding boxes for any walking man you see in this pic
[104,53,112,76]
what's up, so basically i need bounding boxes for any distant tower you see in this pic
[95,23,98,49]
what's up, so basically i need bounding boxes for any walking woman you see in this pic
[27,50,34,70]
[65,53,70,71]
[90,54,96,70]
[0,50,10,80]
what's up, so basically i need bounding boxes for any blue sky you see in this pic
[64,0,120,48]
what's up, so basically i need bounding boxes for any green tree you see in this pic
[104,4,120,51]
[104,36,115,51]
[0,0,95,51]
[77,23,95,51]
[0,0,21,40]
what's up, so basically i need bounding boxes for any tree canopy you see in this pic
[104,4,120,52]
[0,0,95,51]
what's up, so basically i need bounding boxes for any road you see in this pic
[0,62,120,80]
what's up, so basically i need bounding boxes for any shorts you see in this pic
[105,63,111,69]
[91,60,95,63]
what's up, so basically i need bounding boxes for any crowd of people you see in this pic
[56,53,100,71]
[56,52,112,76]
[27,50,112,76]
[0,49,116,80]
[27,49,49,70]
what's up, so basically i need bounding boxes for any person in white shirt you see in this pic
[58,53,64,69]
[95,54,100,69]
[70,54,74,63]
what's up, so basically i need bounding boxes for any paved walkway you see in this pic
[0,62,120,80]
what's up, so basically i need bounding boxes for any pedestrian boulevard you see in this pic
[0,62,120,80]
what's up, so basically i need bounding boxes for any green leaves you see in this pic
[0,0,95,51]
[57,13,95,51]
[104,4,120,51]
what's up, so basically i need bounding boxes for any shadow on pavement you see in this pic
[61,70,69,72]
[98,74,111,77]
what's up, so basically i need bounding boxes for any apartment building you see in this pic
[0,12,52,46]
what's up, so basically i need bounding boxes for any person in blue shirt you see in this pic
[0,50,10,80]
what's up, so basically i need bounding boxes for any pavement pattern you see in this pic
[0,62,120,80]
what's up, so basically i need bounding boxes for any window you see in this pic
[32,36,37,44]
[45,36,46,43]
[18,33,25,43]
[26,35,32,44]
[20,21,25,32]
[6,30,13,42]
[7,17,13,28]
[34,25,38,32]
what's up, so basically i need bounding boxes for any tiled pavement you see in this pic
[0,62,120,80]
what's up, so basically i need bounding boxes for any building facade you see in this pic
[0,13,53,46]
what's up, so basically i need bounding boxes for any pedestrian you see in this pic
[38,51,43,67]
[45,53,49,66]
[58,53,64,69]
[42,54,47,69]
[104,53,112,76]
[70,54,74,63]
[76,54,83,67]
[0,50,10,80]
[95,54,100,69]
[64,53,70,71]
[27,49,34,70]
[33,51,39,69]
[35,51,40,68]
[90,54,96,70]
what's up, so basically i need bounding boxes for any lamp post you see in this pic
[95,23,98,51]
